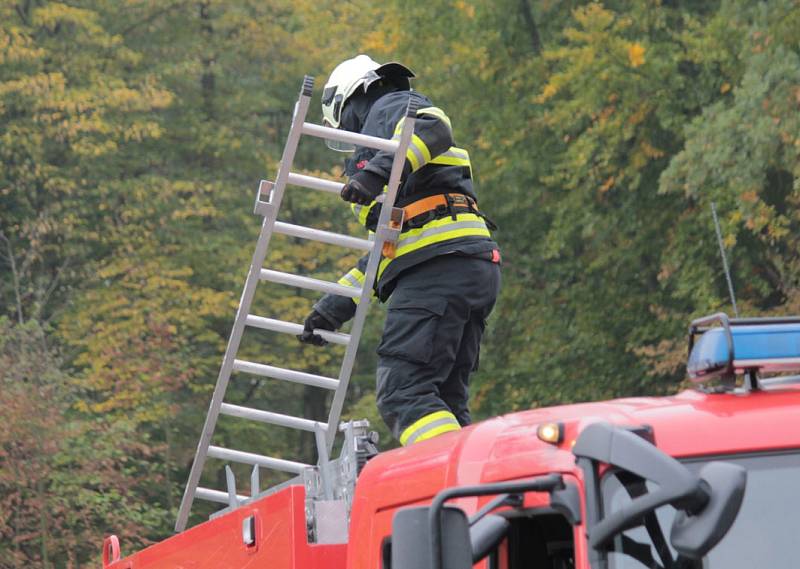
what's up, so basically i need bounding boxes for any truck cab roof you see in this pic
[356,383,800,509]
[346,383,800,569]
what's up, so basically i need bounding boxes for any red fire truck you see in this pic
[102,313,800,569]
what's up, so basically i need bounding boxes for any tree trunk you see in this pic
[300,386,328,464]
[38,478,48,568]
[0,232,25,324]
[165,422,174,512]
[199,1,216,120]
[519,0,542,55]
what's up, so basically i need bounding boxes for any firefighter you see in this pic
[299,55,501,446]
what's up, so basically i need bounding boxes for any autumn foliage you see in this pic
[2,1,800,566]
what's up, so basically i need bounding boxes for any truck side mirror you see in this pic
[670,461,747,559]
[575,422,748,561]
[392,506,472,569]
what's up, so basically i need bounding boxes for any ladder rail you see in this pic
[175,76,315,533]
[323,101,420,451]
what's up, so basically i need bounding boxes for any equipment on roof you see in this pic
[687,312,800,389]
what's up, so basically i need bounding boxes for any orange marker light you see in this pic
[537,422,564,445]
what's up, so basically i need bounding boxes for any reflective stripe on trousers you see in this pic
[399,409,461,446]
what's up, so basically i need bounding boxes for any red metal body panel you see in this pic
[109,485,346,569]
[345,386,800,569]
[108,385,800,568]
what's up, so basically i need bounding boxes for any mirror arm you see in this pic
[550,482,582,526]
[467,493,523,525]
[429,474,564,569]
[589,486,696,549]
[577,457,608,569]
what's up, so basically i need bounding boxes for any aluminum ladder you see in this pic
[175,76,417,532]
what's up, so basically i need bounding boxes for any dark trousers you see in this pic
[375,254,501,441]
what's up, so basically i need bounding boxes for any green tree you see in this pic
[0,1,173,324]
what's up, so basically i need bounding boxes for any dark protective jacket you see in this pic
[314,89,498,328]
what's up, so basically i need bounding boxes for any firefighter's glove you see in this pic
[340,170,385,205]
[298,310,337,346]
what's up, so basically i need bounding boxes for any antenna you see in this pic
[711,202,739,318]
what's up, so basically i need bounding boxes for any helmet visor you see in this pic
[322,119,356,153]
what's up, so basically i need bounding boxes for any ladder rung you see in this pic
[196,486,247,505]
[260,269,362,298]
[220,402,328,432]
[245,314,351,345]
[274,220,371,251]
[302,122,399,153]
[233,359,340,390]
[287,172,344,195]
[207,445,309,474]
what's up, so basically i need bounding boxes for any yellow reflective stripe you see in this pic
[430,155,470,167]
[406,134,431,172]
[398,215,488,248]
[443,147,469,159]
[430,146,470,168]
[338,268,366,305]
[406,147,420,171]
[394,108,454,172]
[411,134,431,164]
[397,223,490,256]
[413,135,432,164]
[378,214,491,277]
[393,117,406,136]
[352,200,378,227]
[417,106,452,130]
[399,410,460,446]
[337,269,365,288]
[394,107,451,135]
[415,422,461,443]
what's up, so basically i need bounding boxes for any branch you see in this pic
[0,231,25,324]
[242,378,262,403]
[15,0,32,25]
[35,257,70,323]
[519,0,542,55]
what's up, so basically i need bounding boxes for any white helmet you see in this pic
[321,54,414,129]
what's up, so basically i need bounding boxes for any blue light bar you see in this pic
[687,315,800,381]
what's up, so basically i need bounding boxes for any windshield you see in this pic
[601,452,800,569]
